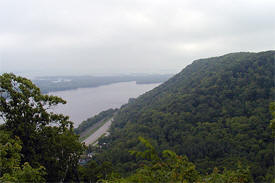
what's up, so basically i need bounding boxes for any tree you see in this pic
[79,160,114,182]
[203,165,253,183]
[94,51,274,181]
[0,73,85,181]
[270,102,275,136]
[103,137,252,183]
[0,130,46,182]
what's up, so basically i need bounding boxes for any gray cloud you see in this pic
[0,0,274,76]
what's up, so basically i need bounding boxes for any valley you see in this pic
[88,51,275,182]
[83,117,113,145]
[49,81,161,127]
[1,51,274,182]
[1,1,274,181]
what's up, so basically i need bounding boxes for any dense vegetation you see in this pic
[0,130,46,182]
[75,108,117,135]
[102,137,253,183]
[0,74,85,182]
[270,101,275,136]
[92,51,275,182]
[1,51,274,182]
[80,137,253,183]
[33,74,172,93]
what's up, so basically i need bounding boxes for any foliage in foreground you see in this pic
[94,51,274,182]
[270,102,275,136]
[0,130,46,182]
[0,73,85,182]
[102,137,253,183]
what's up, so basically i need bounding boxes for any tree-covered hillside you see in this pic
[94,51,275,182]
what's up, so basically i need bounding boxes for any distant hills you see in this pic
[32,74,173,93]
[93,51,274,182]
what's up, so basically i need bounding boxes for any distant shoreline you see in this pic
[32,74,173,94]
[44,81,162,94]
[47,81,161,127]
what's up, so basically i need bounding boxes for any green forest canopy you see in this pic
[92,51,274,182]
[0,51,274,182]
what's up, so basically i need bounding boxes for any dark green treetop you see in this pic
[0,73,85,182]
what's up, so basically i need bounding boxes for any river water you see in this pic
[49,82,160,127]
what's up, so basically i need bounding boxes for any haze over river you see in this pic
[49,82,160,127]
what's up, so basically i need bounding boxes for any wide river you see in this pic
[49,82,160,127]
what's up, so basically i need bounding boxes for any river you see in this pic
[49,82,160,127]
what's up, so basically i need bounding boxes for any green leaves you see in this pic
[127,137,199,183]
[203,163,253,183]
[0,130,46,182]
[103,137,252,183]
[270,102,275,136]
[94,51,274,182]
[0,131,22,176]
[0,73,85,182]
[79,160,114,182]
[129,137,160,162]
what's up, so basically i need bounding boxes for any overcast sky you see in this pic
[0,0,274,76]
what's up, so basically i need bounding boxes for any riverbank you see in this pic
[82,118,113,145]
[49,82,161,127]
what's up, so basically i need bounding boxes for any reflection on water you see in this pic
[49,82,160,127]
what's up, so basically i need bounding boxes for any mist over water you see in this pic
[49,82,160,127]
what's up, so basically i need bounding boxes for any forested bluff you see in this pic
[0,50,274,182]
